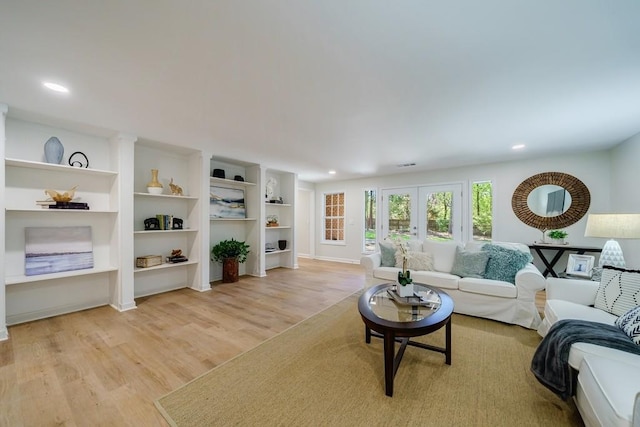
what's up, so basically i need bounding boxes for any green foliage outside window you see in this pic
[472,181,492,240]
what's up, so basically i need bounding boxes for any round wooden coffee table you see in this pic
[358,282,454,397]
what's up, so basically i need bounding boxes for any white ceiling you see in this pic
[2,1,640,182]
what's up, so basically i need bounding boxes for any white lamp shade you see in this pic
[584,214,640,239]
[585,213,640,268]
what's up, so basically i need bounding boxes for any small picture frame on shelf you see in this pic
[566,254,595,277]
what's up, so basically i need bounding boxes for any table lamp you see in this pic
[584,213,640,267]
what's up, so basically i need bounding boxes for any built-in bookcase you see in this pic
[1,111,125,333]
[133,141,208,297]
[209,156,261,280]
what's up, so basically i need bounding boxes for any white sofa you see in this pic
[539,277,640,427]
[360,240,546,329]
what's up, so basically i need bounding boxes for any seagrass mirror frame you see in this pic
[511,172,591,231]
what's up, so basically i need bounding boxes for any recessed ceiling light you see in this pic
[42,81,69,93]
[512,144,526,150]
[328,170,336,175]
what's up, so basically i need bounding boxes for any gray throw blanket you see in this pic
[531,319,640,400]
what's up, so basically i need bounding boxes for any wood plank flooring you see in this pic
[0,259,546,427]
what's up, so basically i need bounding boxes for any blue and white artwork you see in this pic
[25,226,94,276]
[210,186,246,219]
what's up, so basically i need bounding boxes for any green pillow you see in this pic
[379,241,397,267]
[481,244,533,284]
[450,247,490,279]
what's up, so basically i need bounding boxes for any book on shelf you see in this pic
[156,214,174,230]
[47,201,90,210]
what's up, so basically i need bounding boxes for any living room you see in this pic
[3,2,640,426]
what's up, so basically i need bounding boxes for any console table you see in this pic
[528,243,602,278]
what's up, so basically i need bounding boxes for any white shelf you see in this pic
[134,259,199,273]
[6,208,117,213]
[134,229,198,234]
[5,266,119,285]
[265,249,291,256]
[265,202,292,207]
[133,192,198,200]
[210,217,257,221]
[210,177,256,187]
[5,158,117,176]
[265,225,291,229]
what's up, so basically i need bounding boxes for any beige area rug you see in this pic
[155,293,583,426]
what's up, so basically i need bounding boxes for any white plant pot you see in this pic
[397,282,414,297]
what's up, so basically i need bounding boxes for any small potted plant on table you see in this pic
[211,238,250,283]
[547,230,568,245]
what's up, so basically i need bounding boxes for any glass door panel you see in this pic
[418,184,462,242]
[381,188,417,241]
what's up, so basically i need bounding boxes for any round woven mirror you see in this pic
[511,172,590,231]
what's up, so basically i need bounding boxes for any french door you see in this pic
[381,188,418,240]
[381,184,462,242]
[418,184,462,242]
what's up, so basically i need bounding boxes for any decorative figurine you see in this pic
[144,218,161,230]
[44,185,78,202]
[68,151,89,168]
[169,178,183,196]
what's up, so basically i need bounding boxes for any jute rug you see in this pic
[155,292,583,426]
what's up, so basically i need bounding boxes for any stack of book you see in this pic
[37,200,90,210]
[156,214,174,230]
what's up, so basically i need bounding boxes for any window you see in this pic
[364,190,376,252]
[323,192,345,243]
[471,180,493,241]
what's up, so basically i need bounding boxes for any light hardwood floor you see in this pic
[0,259,546,427]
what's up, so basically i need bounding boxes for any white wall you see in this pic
[312,150,612,267]
[610,131,640,268]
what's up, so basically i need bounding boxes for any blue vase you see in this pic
[44,137,64,164]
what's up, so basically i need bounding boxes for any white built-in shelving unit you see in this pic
[209,156,261,280]
[132,141,209,298]
[263,168,297,273]
[1,110,127,333]
[0,104,297,341]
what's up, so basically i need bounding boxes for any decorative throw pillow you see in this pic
[595,266,640,317]
[615,305,640,345]
[481,244,533,284]
[379,241,397,267]
[450,247,490,279]
[395,251,434,271]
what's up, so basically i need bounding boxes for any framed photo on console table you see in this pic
[566,254,595,277]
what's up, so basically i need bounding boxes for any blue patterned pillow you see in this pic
[615,305,640,345]
[450,247,490,279]
[481,244,533,284]
[379,241,397,267]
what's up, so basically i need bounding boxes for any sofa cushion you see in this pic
[544,299,618,332]
[450,246,490,279]
[423,240,461,273]
[411,270,459,290]
[458,277,517,298]
[407,239,423,252]
[379,241,397,267]
[595,266,640,317]
[577,355,640,427]
[395,251,433,271]
[615,305,640,345]
[482,244,533,284]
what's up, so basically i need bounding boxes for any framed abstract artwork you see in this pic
[25,226,94,276]
[210,186,246,219]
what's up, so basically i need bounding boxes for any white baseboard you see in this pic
[312,256,361,265]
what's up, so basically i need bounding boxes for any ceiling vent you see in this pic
[397,162,416,168]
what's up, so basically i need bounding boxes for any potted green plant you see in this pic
[547,230,568,244]
[211,238,250,283]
